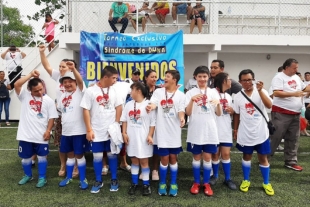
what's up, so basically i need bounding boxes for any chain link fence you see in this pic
[68,0,310,35]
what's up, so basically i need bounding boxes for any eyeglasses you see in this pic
[240,79,254,83]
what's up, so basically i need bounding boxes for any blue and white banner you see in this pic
[80,30,184,91]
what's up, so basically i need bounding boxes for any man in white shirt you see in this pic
[269,58,310,171]
[233,69,274,196]
[80,66,123,194]
[14,70,58,188]
[303,72,310,107]
[1,45,26,89]
[146,70,186,197]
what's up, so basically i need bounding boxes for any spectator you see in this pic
[108,1,129,33]
[184,72,197,93]
[0,71,11,126]
[42,14,59,52]
[296,72,304,82]
[303,72,310,107]
[1,45,26,89]
[269,58,310,171]
[125,68,142,85]
[189,0,206,34]
[129,1,155,33]
[151,0,170,24]
[209,59,242,95]
[172,0,192,24]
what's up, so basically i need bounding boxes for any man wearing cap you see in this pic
[125,68,142,85]
[57,61,89,190]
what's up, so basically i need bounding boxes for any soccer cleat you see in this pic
[152,170,159,181]
[128,184,138,195]
[59,177,72,187]
[190,182,200,195]
[110,179,119,192]
[203,183,213,196]
[263,183,275,196]
[209,175,218,186]
[36,178,47,188]
[240,180,251,192]
[284,164,303,171]
[18,175,33,185]
[79,179,88,190]
[169,184,178,197]
[142,185,151,196]
[158,183,167,196]
[224,179,237,190]
[90,181,103,193]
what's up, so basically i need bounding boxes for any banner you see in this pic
[80,30,184,91]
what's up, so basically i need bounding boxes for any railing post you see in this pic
[209,0,219,34]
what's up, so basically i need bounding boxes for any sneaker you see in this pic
[128,184,138,195]
[173,20,177,24]
[240,180,251,192]
[169,184,178,197]
[90,181,103,193]
[18,175,33,185]
[142,184,151,196]
[190,182,200,195]
[36,178,47,188]
[203,183,213,196]
[158,183,167,196]
[152,170,159,181]
[110,179,119,192]
[276,145,284,151]
[79,179,88,190]
[262,183,275,196]
[59,177,72,187]
[223,179,237,190]
[209,175,218,186]
[285,164,303,171]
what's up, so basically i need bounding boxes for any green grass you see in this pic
[1,127,310,207]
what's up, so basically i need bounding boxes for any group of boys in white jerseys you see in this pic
[16,57,289,197]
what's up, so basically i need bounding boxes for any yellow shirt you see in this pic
[157,0,169,9]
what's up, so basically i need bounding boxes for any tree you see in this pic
[1,6,35,47]
[29,0,66,21]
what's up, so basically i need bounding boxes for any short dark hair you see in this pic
[278,66,283,72]
[283,58,298,70]
[305,72,310,76]
[62,59,78,68]
[193,65,210,76]
[143,69,157,85]
[165,70,180,85]
[27,78,43,91]
[101,66,118,78]
[296,72,301,75]
[212,59,225,68]
[130,82,147,98]
[214,72,229,93]
[238,69,255,81]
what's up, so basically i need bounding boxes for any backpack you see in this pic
[0,79,9,99]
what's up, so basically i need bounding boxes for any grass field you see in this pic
[1,124,310,207]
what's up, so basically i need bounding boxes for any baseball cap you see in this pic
[132,68,141,75]
[59,71,76,83]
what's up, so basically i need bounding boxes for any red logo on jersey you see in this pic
[62,95,72,107]
[220,99,228,110]
[29,100,42,112]
[288,80,297,89]
[96,94,109,107]
[195,95,207,106]
[245,103,255,115]
[129,109,141,122]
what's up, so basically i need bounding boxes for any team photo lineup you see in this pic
[12,45,308,197]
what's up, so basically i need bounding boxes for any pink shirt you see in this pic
[45,21,55,36]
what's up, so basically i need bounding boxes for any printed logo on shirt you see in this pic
[29,100,42,112]
[245,102,255,115]
[62,95,72,107]
[129,109,141,124]
[195,95,208,112]
[220,99,228,114]
[160,99,174,113]
[96,94,110,109]
[288,80,297,89]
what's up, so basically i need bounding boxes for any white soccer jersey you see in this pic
[16,87,58,144]
[80,84,123,142]
[233,88,271,146]
[185,87,219,145]
[5,52,22,72]
[271,72,305,113]
[121,99,156,158]
[112,81,131,107]
[150,88,185,148]
[57,87,86,136]
[51,70,65,103]
[216,92,233,143]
